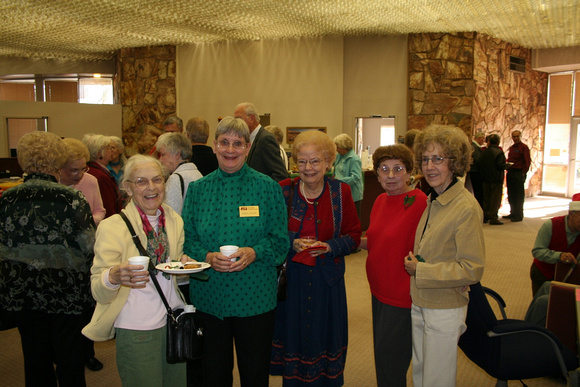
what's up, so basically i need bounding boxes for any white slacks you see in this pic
[411,303,467,387]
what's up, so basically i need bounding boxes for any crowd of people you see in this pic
[12,109,564,386]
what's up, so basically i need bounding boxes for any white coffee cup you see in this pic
[128,256,150,269]
[220,245,239,262]
[128,256,149,284]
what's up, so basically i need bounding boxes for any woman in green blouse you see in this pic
[181,116,289,387]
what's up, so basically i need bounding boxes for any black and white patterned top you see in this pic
[0,173,96,314]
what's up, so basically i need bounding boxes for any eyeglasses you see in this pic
[66,166,89,176]
[297,159,322,168]
[421,156,454,166]
[127,176,165,188]
[377,165,406,176]
[216,139,247,150]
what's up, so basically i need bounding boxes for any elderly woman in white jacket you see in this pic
[155,132,203,215]
[83,154,189,386]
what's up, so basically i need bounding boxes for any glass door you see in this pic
[567,117,580,197]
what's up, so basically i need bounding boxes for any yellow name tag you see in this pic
[239,206,260,217]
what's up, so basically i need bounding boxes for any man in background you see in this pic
[234,102,288,182]
[163,116,183,133]
[480,134,506,225]
[504,130,531,222]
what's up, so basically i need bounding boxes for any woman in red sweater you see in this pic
[360,144,427,387]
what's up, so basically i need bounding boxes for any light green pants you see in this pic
[115,325,186,387]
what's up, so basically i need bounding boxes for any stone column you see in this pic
[117,45,177,155]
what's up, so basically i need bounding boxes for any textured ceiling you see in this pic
[0,0,578,61]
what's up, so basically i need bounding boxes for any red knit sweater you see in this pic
[366,189,427,308]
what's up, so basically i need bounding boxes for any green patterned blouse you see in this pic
[182,164,289,319]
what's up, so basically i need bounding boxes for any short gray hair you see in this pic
[155,132,192,161]
[82,133,111,162]
[120,154,165,193]
[185,117,210,143]
[333,133,353,151]
[265,125,284,144]
[215,117,250,143]
[163,116,183,131]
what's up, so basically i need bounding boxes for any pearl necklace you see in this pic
[300,181,319,205]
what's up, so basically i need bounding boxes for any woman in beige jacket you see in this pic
[83,155,188,386]
[404,125,485,387]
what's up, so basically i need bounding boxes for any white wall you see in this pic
[343,35,408,140]
[176,35,409,148]
[0,101,122,157]
[177,37,345,147]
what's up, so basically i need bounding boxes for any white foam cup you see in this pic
[220,245,239,262]
[128,256,149,284]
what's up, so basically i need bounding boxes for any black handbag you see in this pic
[119,212,205,363]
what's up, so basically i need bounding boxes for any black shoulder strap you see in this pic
[175,173,185,198]
[119,211,173,316]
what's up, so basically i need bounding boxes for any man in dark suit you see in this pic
[234,102,288,182]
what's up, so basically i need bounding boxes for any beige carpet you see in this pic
[0,196,573,386]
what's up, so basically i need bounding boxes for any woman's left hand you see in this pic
[228,247,256,272]
[307,242,330,257]
[404,251,418,276]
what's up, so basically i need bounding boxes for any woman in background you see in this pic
[404,125,485,387]
[271,130,361,387]
[107,136,127,185]
[61,137,106,372]
[265,125,289,170]
[83,133,122,218]
[185,116,218,176]
[62,138,106,226]
[0,131,95,386]
[333,133,363,218]
[360,144,427,386]
[155,132,203,215]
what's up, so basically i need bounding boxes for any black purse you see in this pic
[119,212,205,363]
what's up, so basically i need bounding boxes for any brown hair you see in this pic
[372,144,414,175]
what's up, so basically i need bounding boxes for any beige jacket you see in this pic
[410,181,485,309]
[82,201,184,341]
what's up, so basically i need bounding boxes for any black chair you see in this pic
[458,282,578,387]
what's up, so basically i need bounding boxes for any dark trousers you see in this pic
[530,262,551,297]
[191,309,275,387]
[469,171,484,209]
[506,169,526,219]
[483,181,503,221]
[371,296,411,387]
[11,310,88,387]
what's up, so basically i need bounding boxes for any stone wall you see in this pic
[408,32,475,134]
[408,32,548,196]
[473,35,548,196]
[116,45,177,155]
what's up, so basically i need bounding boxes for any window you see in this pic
[79,77,113,104]
[0,74,113,104]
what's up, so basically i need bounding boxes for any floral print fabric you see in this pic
[0,173,96,314]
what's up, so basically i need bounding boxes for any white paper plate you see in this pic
[155,262,210,274]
